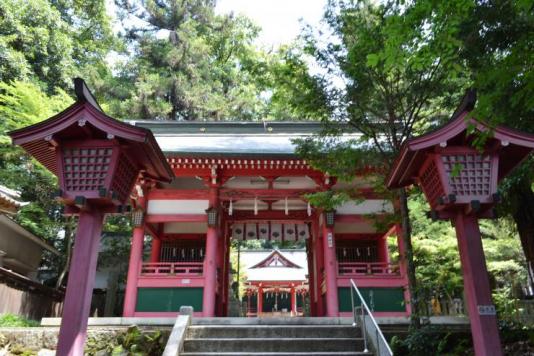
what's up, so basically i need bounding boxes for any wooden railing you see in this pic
[140,262,203,276]
[338,262,400,276]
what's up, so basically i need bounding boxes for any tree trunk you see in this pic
[56,217,76,288]
[511,179,534,294]
[398,187,421,328]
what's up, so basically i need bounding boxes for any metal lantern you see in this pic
[206,207,218,227]
[324,210,335,227]
[131,207,144,227]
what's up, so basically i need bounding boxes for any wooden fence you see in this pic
[0,267,63,320]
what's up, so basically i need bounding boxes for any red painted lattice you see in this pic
[419,157,445,208]
[442,154,492,198]
[62,147,113,192]
[111,154,138,202]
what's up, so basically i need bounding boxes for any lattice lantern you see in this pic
[387,90,534,219]
[9,78,173,209]
[58,139,139,205]
[417,147,499,214]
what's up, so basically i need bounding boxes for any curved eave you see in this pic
[387,113,534,189]
[9,100,174,183]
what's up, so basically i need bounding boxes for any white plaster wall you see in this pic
[147,200,209,214]
[336,200,393,215]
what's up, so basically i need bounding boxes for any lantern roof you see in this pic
[387,90,534,189]
[8,78,173,183]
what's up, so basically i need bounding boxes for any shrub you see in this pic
[85,325,166,355]
[0,314,39,327]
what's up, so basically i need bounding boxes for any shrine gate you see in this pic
[122,120,411,318]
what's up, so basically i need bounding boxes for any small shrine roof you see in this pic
[387,91,534,189]
[240,249,308,282]
[0,185,28,213]
[130,121,361,157]
[9,79,173,183]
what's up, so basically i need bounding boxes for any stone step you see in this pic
[186,325,359,339]
[183,337,364,353]
[192,317,353,325]
[181,353,371,356]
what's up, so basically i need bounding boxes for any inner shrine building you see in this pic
[122,120,410,318]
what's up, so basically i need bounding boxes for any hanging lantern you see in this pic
[131,207,144,227]
[206,207,218,227]
[324,210,335,227]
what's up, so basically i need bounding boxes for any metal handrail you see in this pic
[350,279,393,356]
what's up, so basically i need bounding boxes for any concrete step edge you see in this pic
[187,325,357,329]
[180,353,372,356]
[184,337,362,342]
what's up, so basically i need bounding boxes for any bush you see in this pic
[85,325,166,355]
[390,325,472,356]
[0,314,39,327]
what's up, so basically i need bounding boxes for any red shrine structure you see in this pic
[120,118,411,319]
[241,249,309,317]
[11,79,534,356]
[387,91,534,356]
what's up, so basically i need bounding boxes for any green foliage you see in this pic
[305,190,350,211]
[409,191,527,322]
[0,314,39,327]
[106,0,325,121]
[230,241,248,300]
[390,326,472,356]
[85,325,166,356]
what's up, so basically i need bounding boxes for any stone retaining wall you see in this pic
[0,326,171,352]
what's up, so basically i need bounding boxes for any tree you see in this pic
[451,0,534,290]
[295,0,471,327]
[0,0,115,93]
[0,80,74,283]
[0,0,76,90]
[109,0,261,120]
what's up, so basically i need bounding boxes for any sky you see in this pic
[215,0,327,48]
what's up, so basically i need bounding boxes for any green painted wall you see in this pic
[136,287,203,312]
[338,287,405,312]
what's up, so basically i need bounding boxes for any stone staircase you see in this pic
[180,318,372,356]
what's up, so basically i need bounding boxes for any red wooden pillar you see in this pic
[202,185,219,317]
[123,197,146,317]
[313,217,325,316]
[56,209,104,356]
[149,236,161,263]
[454,214,502,356]
[306,236,316,316]
[223,230,232,316]
[290,287,297,315]
[322,215,339,316]
[258,287,263,316]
